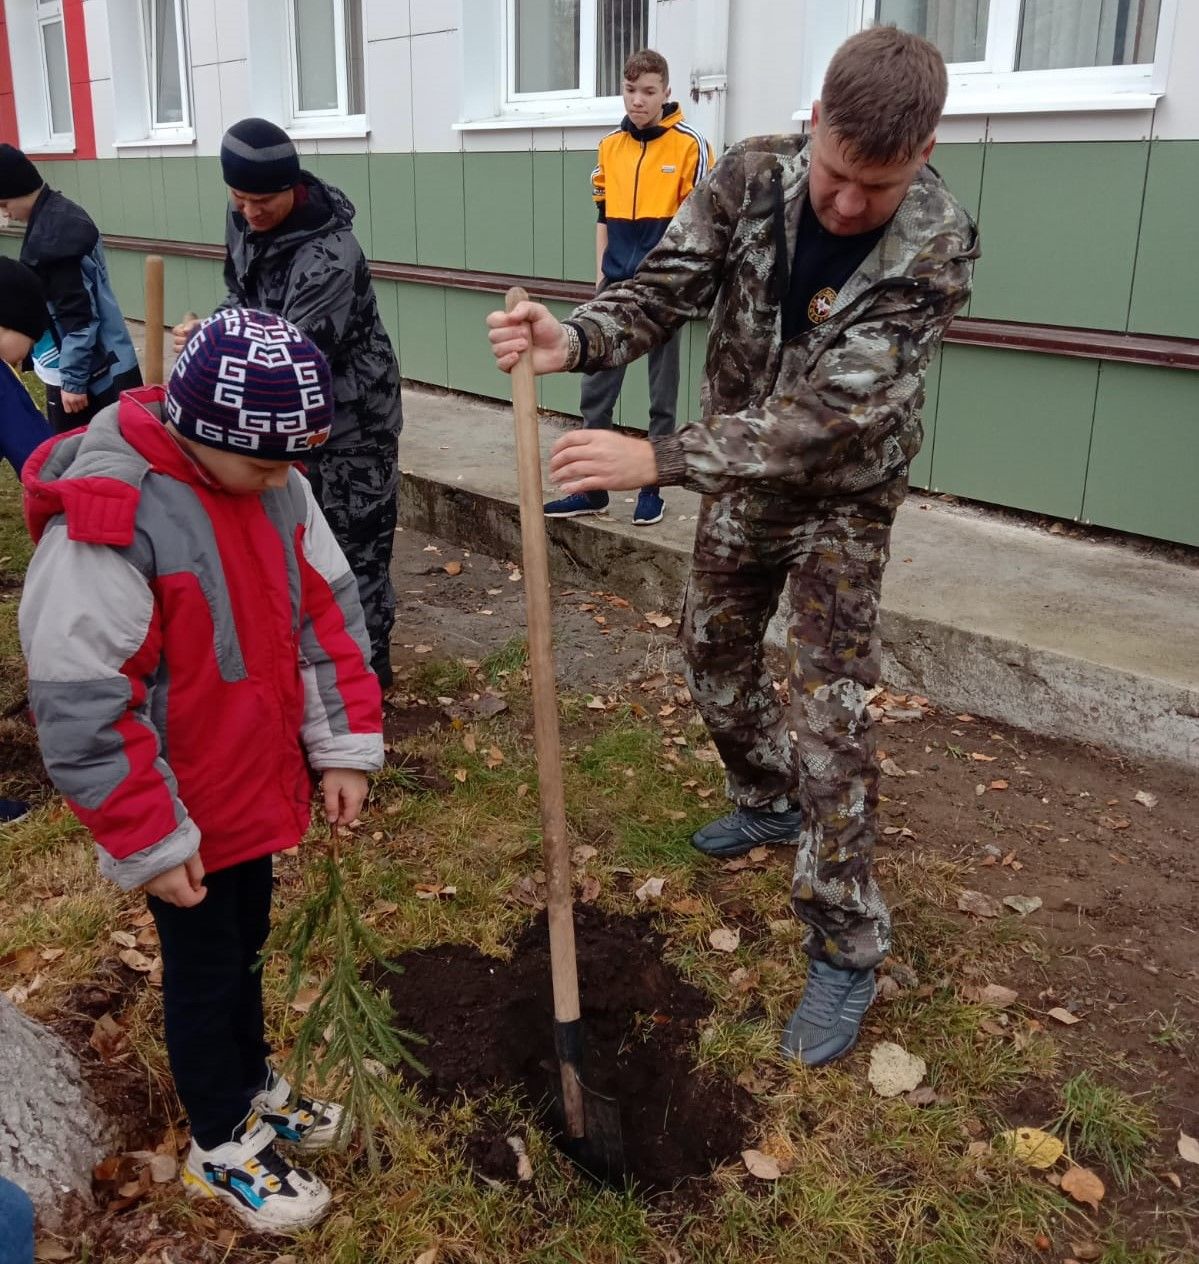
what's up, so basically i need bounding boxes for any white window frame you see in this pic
[499,0,656,119]
[143,0,192,135]
[35,0,74,146]
[794,0,1178,120]
[285,0,365,125]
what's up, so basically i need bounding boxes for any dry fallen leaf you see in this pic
[484,746,504,769]
[111,930,137,949]
[1060,1165,1105,1211]
[967,983,1019,1008]
[1133,789,1158,810]
[867,1042,927,1098]
[905,1085,940,1108]
[33,1243,73,1262]
[1047,1007,1081,1026]
[669,896,704,916]
[709,927,741,953]
[453,768,468,783]
[970,752,998,762]
[635,877,666,903]
[989,779,1009,791]
[1003,895,1043,916]
[1177,1131,1199,1165]
[414,1249,439,1264]
[443,560,462,576]
[645,612,673,628]
[506,1135,534,1182]
[957,889,1002,918]
[149,1153,178,1183]
[413,644,433,655]
[290,985,321,1014]
[1069,1243,1103,1263]
[996,1127,1064,1169]
[571,844,598,866]
[578,875,601,904]
[741,1149,781,1180]
[586,696,608,711]
[118,948,154,974]
[879,757,906,777]
[463,732,477,754]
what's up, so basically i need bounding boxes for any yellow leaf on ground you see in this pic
[1061,1165,1105,1211]
[1178,1131,1199,1165]
[996,1127,1064,1169]
[1047,1007,1081,1025]
[443,560,462,576]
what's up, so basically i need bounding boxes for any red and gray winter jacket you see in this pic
[18,388,384,890]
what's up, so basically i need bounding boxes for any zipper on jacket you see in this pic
[631,140,648,220]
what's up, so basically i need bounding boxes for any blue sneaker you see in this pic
[782,960,876,1067]
[690,806,804,858]
[633,488,664,525]
[544,491,609,517]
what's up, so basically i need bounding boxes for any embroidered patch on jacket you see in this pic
[808,286,837,325]
[661,165,676,173]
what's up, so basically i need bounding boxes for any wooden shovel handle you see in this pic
[506,288,585,1136]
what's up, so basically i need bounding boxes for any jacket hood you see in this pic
[23,389,217,546]
[621,101,684,143]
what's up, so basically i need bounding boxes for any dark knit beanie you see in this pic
[220,118,301,194]
[166,310,334,459]
[0,259,50,341]
[0,144,42,200]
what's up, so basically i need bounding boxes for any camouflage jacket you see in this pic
[221,173,402,451]
[568,135,980,501]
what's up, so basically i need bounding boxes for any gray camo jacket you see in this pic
[568,134,980,500]
[221,173,403,451]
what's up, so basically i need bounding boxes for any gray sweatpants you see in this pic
[580,327,682,489]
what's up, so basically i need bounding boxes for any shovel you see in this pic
[505,286,626,1183]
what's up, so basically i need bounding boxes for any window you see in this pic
[506,0,651,108]
[871,0,1163,74]
[288,0,365,121]
[36,0,74,142]
[143,0,190,131]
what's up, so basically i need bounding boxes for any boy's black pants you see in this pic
[148,855,273,1150]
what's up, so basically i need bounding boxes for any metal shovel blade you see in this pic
[552,1068,626,1186]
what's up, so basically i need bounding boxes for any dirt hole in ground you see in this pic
[377,903,755,1192]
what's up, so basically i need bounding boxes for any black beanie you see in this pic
[0,144,42,200]
[220,118,301,194]
[0,259,50,341]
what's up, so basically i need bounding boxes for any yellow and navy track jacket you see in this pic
[593,103,713,283]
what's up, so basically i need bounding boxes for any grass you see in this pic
[0,467,1194,1263]
[1053,1072,1157,1190]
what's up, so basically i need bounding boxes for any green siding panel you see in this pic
[908,348,942,490]
[107,249,145,320]
[414,153,465,268]
[161,156,202,244]
[931,345,1097,519]
[445,288,509,398]
[162,255,190,332]
[395,281,448,387]
[930,143,984,221]
[47,159,79,205]
[563,151,598,284]
[1129,141,1199,340]
[532,151,565,280]
[97,160,126,235]
[310,155,373,258]
[368,153,417,263]
[1083,362,1199,546]
[685,319,707,421]
[118,158,155,238]
[196,157,229,245]
[464,152,534,275]
[75,160,102,223]
[970,142,1149,331]
[185,256,223,317]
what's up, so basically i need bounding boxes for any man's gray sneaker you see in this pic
[690,806,804,858]
[781,960,876,1067]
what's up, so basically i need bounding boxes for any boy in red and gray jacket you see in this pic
[19,309,384,1235]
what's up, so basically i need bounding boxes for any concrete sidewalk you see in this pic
[397,387,1198,769]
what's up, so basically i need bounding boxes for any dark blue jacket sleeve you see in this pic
[0,367,53,477]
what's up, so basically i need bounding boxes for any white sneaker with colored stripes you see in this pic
[252,1070,346,1153]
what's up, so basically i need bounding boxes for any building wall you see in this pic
[1,0,1196,546]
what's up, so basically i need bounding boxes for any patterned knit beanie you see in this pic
[166,309,333,458]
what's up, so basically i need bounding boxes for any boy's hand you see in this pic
[550,430,658,493]
[143,854,207,907]
[322,769,369,825]
[60,390,90,415]
[486,301,569,374]
[172,318,201,354]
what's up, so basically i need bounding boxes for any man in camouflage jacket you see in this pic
[488,28,979,1066]
[176,118,403,687]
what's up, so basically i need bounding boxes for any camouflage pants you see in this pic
[304,436,398,681]
[681,488,896,971]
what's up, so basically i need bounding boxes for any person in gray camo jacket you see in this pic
[175,118,403,688]
[487,27,979,1067]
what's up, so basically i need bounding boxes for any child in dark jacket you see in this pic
[0,259,53,478]
[19,309,384,1235]
[0,144,142,433]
